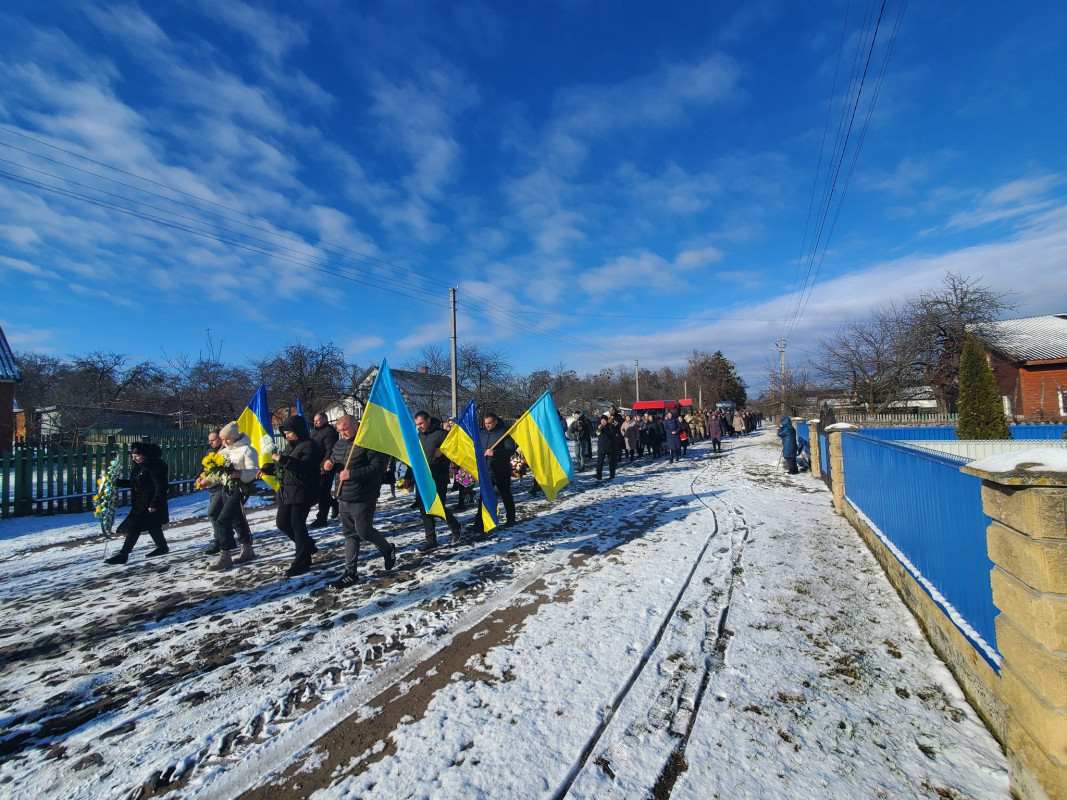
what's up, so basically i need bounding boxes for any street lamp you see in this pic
[634,359,640,403]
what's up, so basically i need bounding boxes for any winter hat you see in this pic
[219,421,241,440]
[130,441,161,459]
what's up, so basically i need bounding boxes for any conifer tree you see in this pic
[956,337,1010,440]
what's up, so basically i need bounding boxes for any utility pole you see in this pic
[450,287,458,419]
[772,338,788,420]
[634,359,640,403]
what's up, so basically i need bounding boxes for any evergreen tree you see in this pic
[956,337,1010,440]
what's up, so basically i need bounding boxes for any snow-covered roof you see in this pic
[978,313,1067,362]
[0,324,21,382]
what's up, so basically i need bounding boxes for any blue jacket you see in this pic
[663,416,682,449]
[777,417,798,458]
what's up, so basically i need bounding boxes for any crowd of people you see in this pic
[102,404,776,587]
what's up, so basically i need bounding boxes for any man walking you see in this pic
[323,415,396,589]
[309,412,339,527]
[203,429,228,554]
[414,411,463,550]
[567,410,593,471]
[595,414,624,481]
[469,412,517,532]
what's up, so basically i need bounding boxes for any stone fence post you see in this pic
[962,457,1067,800]
[808,420,822,479]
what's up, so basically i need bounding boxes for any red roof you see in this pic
[632,399,692,411]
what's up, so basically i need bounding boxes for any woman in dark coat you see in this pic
[663,411,682,463]
[104,441,170,565]
[262,415,323,576]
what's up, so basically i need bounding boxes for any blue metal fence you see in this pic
[857,424,1067,442]
[819,432,831,487]
[841,432,1000,669]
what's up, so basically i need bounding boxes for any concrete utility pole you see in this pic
[450,287,458,419]
[634,359,640,403]
[772,338,788,419]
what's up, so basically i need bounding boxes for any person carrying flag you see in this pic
[323,415,396,590]
[414,411,464,550]
[469,412,517,532]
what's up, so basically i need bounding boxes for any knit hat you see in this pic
[219,421,241,440]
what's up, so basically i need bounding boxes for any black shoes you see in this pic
[418,541,438,553]
[330,571,359,590]
[205,543,222,555]
[449,524,462,546]
[104,552,128,565]
[285,558,312,577]
[383,543,397,571]
[146,546,169,557]
[308,518,328,529]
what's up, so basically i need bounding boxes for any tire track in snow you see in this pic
[553,450,750,800]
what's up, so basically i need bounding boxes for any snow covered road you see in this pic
[0,431,1009,799]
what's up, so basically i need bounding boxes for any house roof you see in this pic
[979,313,1067,362]
[353,366,473,410]
[0,324,21,382]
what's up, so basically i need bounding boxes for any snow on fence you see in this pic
[0,440,207,519]
[841,432,1000,668]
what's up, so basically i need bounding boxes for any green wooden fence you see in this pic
[1,440,209,519]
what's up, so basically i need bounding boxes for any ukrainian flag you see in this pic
[505,391,573,500]
[353,359,445,519]
[238,383,279,490]
[439,398,498,532]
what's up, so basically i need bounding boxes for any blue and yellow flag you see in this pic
[238,383,279,490]
[439,398,498,532]
[505,391,573,501]
[353,359,445,519]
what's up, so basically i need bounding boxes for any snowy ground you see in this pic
[0,431,1009,800]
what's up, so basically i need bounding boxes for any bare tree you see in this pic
[165,332,256,427]
[457,343,513,415]
[252,342,349,417]
[905,272,1015,413]
[811,304,918,412]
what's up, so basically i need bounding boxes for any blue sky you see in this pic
[2,0,1066,394]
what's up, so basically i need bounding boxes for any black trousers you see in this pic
[217,489,251,546]
[314,471,338,522]
[207,487,225,544]
[596,450,618,479]
[277,502,314,563]
[420,473,460,542]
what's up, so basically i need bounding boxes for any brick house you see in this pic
[0,325,21,451]
[978,313,1067,421]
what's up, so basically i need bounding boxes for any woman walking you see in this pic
[663,410,682,464]
[104,441,170,565]
[210,422,261,570]
[620,414,639,463]
[262,415,323,577]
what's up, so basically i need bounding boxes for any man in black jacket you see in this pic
[414,412,463,550]
[468,412,517,533]
[322,415,396,589]
[309,413,339,527]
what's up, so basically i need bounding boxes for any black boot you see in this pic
[105,531,139,564]
[146,530,168,557]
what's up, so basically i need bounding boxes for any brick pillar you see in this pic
[962,459,1067,800]
[828,431,846,512]
[809,425,822,479]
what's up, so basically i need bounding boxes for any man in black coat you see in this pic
[104,441,170,565]
[322,415,396,589]
[595,414,624,481]
[309,413,339,527]
[468,412,517,533]
[414,412,463,550]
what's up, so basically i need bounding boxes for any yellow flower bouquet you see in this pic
[93,457,120,536]
[195,451,238,490]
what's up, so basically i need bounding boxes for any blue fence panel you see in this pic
[795,421,809,444]
[857,424,1066,442]
[1010,424,1067,440]
[818,433,830,484]
[841,433,999,669]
